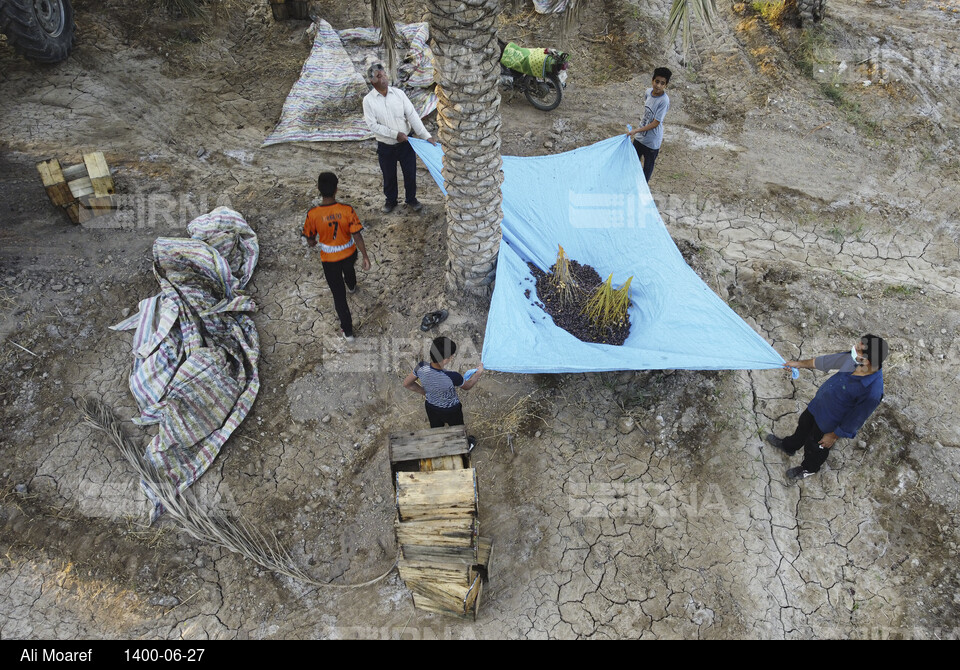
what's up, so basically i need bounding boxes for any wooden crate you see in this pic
[389,425,470,463]
[288,1,309,19]
[396,516,479,548]
[402,543,480,564]
[396,469,478,521]
[36,152,115,224]
[398,559,474,586]
[269,0,308,20]
[407,573,483,620]
[390,424,490,621]
[268,1,288,20]
[36,159,74,207]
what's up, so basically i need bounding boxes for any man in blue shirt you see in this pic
[766,334,889,481]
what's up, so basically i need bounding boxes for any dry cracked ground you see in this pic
[1,0,959,639]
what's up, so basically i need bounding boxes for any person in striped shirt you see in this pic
[303,172,371,342]
[403,336,484,429]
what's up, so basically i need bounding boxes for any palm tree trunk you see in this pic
[429,0,503,300]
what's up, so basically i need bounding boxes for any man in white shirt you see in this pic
[362,63,437,214]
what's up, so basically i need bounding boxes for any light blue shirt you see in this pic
[637,89,670,150]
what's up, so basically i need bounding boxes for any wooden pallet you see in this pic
[36,152,116,224]
[389,426,492,620]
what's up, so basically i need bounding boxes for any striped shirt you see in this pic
[303,203,363,262]
[414,361,464,409]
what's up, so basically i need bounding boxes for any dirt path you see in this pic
[1,0,958,639]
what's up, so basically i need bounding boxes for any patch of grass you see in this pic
[706,82,720,106]
[840,98,880,136]
[882,285,917,298]
[794,27,834,79]
[820,86,880,135]
[820,81,843,103]
[795,28,880,136]
[750,0,788,28]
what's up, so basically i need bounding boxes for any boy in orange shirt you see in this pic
[303,172,371,342]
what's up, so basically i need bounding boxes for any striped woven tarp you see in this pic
[111,207,260,522]
[532,0,568,12]
[263,20,438,145]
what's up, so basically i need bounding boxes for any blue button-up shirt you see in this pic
[807,352,884,439]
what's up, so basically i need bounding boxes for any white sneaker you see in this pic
[341,330,355,342]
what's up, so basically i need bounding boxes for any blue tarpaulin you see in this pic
[411,135,785,373]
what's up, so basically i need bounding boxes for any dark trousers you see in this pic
[321,250,358,337]
[377,140,418,205]
[425,401,464,428]
[633,140,660,183]
[783,408,831,473]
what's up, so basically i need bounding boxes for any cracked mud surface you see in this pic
[1,0,958,639]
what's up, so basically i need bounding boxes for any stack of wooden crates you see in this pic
[36,152,115,224]
[389,425,492,620]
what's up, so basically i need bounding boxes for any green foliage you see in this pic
[667,0,719,52]
[820,82,844,103]
[750,0,788,25]
[583,274,632,332]
[794,27,834,78]
[882,285,917,298]
[794,29,879,136]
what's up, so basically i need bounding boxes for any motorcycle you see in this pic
[498,40,569,112]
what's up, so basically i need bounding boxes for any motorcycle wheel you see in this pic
[0,0,75,63]
[524,72,563,112]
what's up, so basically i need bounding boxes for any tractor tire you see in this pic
[0,0,75,63]
[796,0,826,26]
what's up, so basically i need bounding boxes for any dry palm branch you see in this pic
[74,397,396,590]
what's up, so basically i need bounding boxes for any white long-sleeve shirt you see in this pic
[362,87,431,145]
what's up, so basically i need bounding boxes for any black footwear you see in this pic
[381,202,397,214]
[420,309,449,332]
[408,200,424,213]
[467,435,477,453]
[786,466,813,480]
[346,283,357,294]
[765,433,795,456]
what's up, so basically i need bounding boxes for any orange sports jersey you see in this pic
[303,203,363,262]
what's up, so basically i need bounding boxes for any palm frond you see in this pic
[667,0,718,53]
[74,397,398,589]
[370,0,400,82]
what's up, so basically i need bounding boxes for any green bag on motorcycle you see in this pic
[500,42,567,78]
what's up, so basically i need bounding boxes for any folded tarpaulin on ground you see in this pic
[532,0,569,12]
[411,135,785,373]
[111,207,260,521]
[263,20,437,145]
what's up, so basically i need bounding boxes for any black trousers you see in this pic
[321,250,358,337]
[425,401,464,428]
[783,408,832,473]
[377,140,418,205]
[633,140,660,183]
